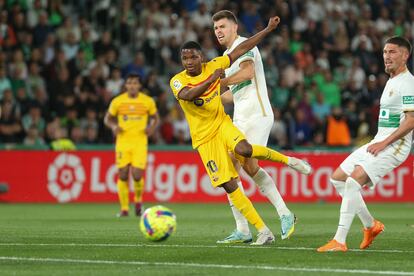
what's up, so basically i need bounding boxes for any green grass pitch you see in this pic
[1,203,414,275]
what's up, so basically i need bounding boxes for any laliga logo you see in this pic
[47,153,86,203]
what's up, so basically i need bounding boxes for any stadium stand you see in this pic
[0,0,413,149]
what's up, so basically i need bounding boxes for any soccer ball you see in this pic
[139,205,177,241]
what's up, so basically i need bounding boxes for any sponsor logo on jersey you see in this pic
[403,96,414,104]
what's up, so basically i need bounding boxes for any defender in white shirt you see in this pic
[212,10,312,244]
[318,36,414,252]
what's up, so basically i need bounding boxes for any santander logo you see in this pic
[47,153,86,202]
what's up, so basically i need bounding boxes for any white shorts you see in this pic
[234,116,274,146]
[340,139,411,186]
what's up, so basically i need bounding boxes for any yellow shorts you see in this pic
[197,116,245,187]
[115,139,148,169]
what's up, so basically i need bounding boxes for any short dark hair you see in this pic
[180,41,202,52]
[125,73,141,82]
[212,10,238,24]
[385,36,412,54]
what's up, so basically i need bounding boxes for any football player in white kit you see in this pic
[318,36,414,252]
[212,10,312,243]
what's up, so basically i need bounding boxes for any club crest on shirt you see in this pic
[389,90,394,97]
[193,98,204,106]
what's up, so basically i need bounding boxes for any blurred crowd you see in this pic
[0,0,413,149]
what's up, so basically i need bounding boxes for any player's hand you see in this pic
[112,125,123,135]
[366,141,387,156]
[211,69,224,82]
[265,16,280,32]
[145,126,156,136]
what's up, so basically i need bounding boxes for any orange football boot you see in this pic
[317,239,348,252]
[360,219,384,249]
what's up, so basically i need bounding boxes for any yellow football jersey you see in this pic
[108,92,157,144]
[170,55,231,148]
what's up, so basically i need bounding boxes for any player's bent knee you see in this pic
[350,166,370,185]
[331,167,348,182]
[234,140,252,157]
[220,179,239,194]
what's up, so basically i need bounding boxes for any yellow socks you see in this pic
[117,179,129,211]
[251,144,289,164]
[228,187,265,231]
[133,178,144,203]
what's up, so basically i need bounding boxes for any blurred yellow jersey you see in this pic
[170,55,231,148]
[108,92,157,144]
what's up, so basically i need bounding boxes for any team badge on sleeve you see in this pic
[173,79,182,90]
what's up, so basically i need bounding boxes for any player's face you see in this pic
[125,77,141,96]
[383,43,409,75]
[181,49,202,76]
[214,18,237,47]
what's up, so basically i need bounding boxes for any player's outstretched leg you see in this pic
[236,142,313,175]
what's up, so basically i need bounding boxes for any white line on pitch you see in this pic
[0,242,413,254]
[0,256,413,275]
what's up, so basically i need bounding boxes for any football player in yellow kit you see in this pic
[105,73,159,217]
[170,16,312,245]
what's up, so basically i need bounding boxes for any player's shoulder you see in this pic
[400,70,414,86]
[139,92,153,101]
[171,70,187,81]
[170,70,188,92]
[111,92,127,103]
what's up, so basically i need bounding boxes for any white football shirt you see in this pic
[375,69,414,149]
[223,36,273,123]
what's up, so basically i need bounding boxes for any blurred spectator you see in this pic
[50,126,76,150]
[105,68,123,97]
[326,107,351,146]
[0,67,12,100]
[294,109,312,145]
[61,32,79,61]
[191,3,211,31]
[22,104,45,134]
[33,11,53,47]
[0,11,17,50]
[0,99,22,143]
[312,92,331,123]
[122,52,146,79]
[26,62,46,97]
[23,124,46,146]
[269,108,287,147]
[172,104,190,144]
[56,17,81,42]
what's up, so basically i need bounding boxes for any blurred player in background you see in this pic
[318,36,414,252]
[213,10,302,243]
[170,16,312,245]
[104,73,159,217]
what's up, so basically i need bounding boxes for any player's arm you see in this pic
[228,16,280,64]
[220,89,233,104]
[367,111,414,155]
[146,112,160,136]
[221,61,254,87]
[177,69,224,101]
[104,112,123,135]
